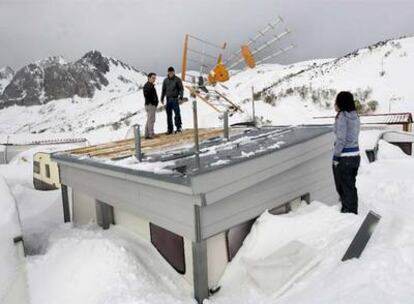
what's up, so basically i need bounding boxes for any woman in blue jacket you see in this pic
[333,91,361,214]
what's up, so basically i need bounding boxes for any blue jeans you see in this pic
[166,97,182,133]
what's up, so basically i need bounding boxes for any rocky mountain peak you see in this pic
[0,50,143,109]
[35,56,66,68]
[78,50,110,74]
[0,66,14,80]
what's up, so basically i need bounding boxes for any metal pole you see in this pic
[192,98,201,169]
[251,86,256,126]
[223,110,229,140]
[133,124,142,162]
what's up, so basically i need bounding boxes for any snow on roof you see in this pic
[312,112,413,125]
[0,133,88,146]
[54,126,332,180]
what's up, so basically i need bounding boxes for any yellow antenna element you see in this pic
[241,45,256,68]
[208,63,230,85]
[181,34,189,81]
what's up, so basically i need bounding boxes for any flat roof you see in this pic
[52,126,332,185]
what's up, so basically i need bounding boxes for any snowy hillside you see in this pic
[231,36,414,124]
[0,36,412,143]
[0,66,14,94]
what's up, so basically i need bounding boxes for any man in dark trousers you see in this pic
[143,72,159,139]
[161,66,184,134]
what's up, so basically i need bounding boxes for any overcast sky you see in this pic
[0,0,413,74]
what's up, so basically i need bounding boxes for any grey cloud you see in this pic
[0,0,413,74]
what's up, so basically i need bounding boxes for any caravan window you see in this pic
[45,164,51,178]
[150,223,186,274]
[226,202,293,261]
[34,161,41,174]
[226,219,255,261]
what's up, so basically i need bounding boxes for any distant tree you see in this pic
[367,100,378,112]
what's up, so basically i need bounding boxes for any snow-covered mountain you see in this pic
[225,36,414,124]
[0,36,412,142]
[0,51,146,109]
[0,66,14,95]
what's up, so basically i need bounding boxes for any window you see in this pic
[226,219,255,261]
[33,161,40,174]
[45,164,51,178]
[150,223,186,274]
[226,201,296,261]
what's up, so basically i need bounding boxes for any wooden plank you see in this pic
[87,129,213,157]
[96,129,224,159]
[68,129,195,156]
[65,128,224,160]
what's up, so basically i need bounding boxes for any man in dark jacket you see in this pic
[161,66,184,134]
[143,72,159,139]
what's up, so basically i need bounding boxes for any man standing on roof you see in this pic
[161,66,184,134]
[143,72,159,139]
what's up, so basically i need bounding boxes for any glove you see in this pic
[333,160,339,167]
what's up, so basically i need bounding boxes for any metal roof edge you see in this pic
[52,153,193,193]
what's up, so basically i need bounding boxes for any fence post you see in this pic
[223,110,229,140]
[134,124,142,161]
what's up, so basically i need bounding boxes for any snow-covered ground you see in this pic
[0,132,413,304]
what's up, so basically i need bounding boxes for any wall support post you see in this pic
[95,200,114,230]
[61,184,71,222]
[192,204,209,303]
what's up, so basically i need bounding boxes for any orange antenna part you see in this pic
[208,62,230,85]
[181,33,189,82]
[241,45,256,68]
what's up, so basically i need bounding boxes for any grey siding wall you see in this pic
[199,150,335,239]
[59,163,198,240]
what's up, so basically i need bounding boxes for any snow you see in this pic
[0,176,22,300]
[27,226,196,304]
[0,163,33,187]
[376,139,411,160]
[10,185,63,254]
[105,156,176,175]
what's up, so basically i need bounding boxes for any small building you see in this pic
[33,152,61,190]
[313,112,413,132]
[52,126,337,303]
